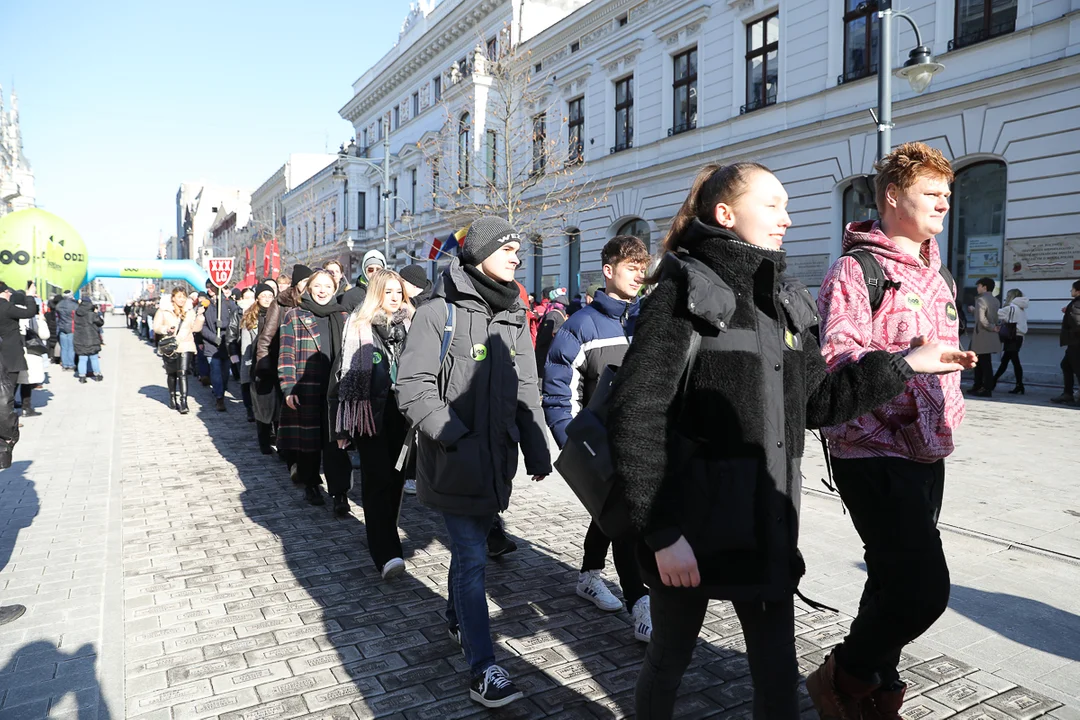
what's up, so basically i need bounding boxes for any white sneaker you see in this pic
[631,595,652,643]
[381,557,406,580]
[403,479,417,495]
[576,570,623,612]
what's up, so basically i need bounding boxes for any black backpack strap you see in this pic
[843,248,900,314]
[937,264,956,297]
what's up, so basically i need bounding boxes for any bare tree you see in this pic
[418,30,607,256]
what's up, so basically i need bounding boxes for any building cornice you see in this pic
[339,0,503,125]
[652,3,711,43]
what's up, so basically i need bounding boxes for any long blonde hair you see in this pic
[350,269,414,331]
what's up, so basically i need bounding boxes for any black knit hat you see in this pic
[254,282,275,297]
[460,217,522,266]
[292,264,313,283]
[399,264,430,291]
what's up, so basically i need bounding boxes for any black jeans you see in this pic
[1062,345,1080,394]
[973,354,996,390]
[581,521,648,609]
[355,399,408,571]
[831,456,949,684]
[0,367,19,451]
[635,587,798,719]
[994,336,1023,385]
[295,442,352,496]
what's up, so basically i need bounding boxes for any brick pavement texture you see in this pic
[2,321,1078,719]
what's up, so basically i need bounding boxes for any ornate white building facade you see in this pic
[0,86,35,217]
[332,0,1080,381]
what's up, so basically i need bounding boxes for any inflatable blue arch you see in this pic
[83,258,210,290]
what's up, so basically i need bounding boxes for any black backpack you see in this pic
[843,248,964,333]
[554,333,700,540]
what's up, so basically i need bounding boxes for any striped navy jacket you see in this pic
[542,289,640,448]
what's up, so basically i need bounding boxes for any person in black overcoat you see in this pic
[0,282,39,467]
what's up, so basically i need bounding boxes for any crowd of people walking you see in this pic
[107,142,1080,717]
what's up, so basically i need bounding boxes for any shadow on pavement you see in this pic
[0,461,39,574]
[949,585,1080,663]
[0,641,112,718]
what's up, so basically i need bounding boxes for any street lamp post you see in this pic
[875,0,945,160]
[382,118,391,264]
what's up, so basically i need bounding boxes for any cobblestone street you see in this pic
[1,321,1078,719]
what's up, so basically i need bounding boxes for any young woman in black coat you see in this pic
[607,162,973,719]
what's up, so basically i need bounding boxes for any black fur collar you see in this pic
[678,219,786,295]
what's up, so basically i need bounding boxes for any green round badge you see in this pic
[372,351,383,365]
[471,344,488,361]
[945,302,958,323]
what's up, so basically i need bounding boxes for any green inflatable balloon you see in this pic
[0,209,89,292]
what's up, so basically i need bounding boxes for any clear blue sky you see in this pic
[1,0,413,299]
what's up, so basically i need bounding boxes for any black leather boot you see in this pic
[177,376,190,415]
[167,374,177,409]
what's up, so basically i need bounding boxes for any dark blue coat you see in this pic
[541,290,639,448]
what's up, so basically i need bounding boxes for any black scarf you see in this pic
[300,293,346,362]
[678,219,787,296]
[463,265,519,313]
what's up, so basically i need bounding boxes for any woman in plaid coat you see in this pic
[277,270,352,508]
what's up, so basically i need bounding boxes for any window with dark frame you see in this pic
[375,185,381,225]
[532,114,547,175]
[951,0,1017,51]
[613,76,633,153]
[393,105,400,130]
[618,14,628,27]
[410,168,417,212]
[412,92,419,117]
[458,114,471,186]
[392,176,399,218]
[485,130,498,184]
[570,41,580,53]
[568,97,584,164]
[358,192,366,229]
[362,128,368,149]
[840,0,879,84]
[743,12,779,114]
[487,37,498,61]
[433,75,442,102]
[672,48,698,135]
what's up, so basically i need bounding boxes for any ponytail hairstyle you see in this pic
[659,161,773,259]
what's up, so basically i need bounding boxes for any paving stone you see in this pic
[984,688,1063,720]
[927,678,1002,712]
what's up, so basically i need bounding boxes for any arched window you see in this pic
[948,160,1007,310]
[842,185,878,226]
[566,228,581,297]
[617,218,651,251]
[458,113,471,186]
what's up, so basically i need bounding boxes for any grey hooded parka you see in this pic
[395,259,552,516]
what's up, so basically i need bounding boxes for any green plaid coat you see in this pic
[276,307,345,452]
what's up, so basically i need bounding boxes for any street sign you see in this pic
[207,258,235,288]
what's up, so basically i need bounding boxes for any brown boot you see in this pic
[860,682,906,720]
[806,653,879,720]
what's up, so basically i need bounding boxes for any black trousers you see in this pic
[163,352,194,398]
[1062,345,1080,394]
[295,442,352,496]
[581,520,648,609]
[973,354,996,390]
[994,336,1023,385]
[355,399,408,571]
[831,456,949,684]
[635,587,798,719]
[0,367,19,451]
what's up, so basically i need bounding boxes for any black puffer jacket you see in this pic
[608,220,915,602]
[1060,296,1080,347]
[74,299,104,356]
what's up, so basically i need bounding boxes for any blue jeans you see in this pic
[196,352,210,378]
[443,511,497,677]
[59,333,75,369]
[209,355,229,399]
[77,354,100,377]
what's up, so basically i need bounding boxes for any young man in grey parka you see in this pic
[395,216,551,709]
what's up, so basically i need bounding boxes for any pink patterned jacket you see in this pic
[817,221,965,462]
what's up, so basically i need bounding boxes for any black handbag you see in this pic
[158,334,180,359]
[25,318,47,356]
[555,333,700,540]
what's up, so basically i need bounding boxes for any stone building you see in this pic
[0,86,35,217]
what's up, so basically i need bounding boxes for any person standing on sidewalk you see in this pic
[542,235,653,643]
[810,142,975,719]
[54,290,77,371]
[395,217,551,709]
[1051,279,1080,405]
[605,161,972,720]
[968,277,1001,397]
[994,289,1029,395]
[153,287,204,414]
[17,282,50,417]
[200,284,239,411]
[278,270,351,507]
[239,285,273,423]
[74,297,104,383]
[337,269,414,575]
[0,282,39,469]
